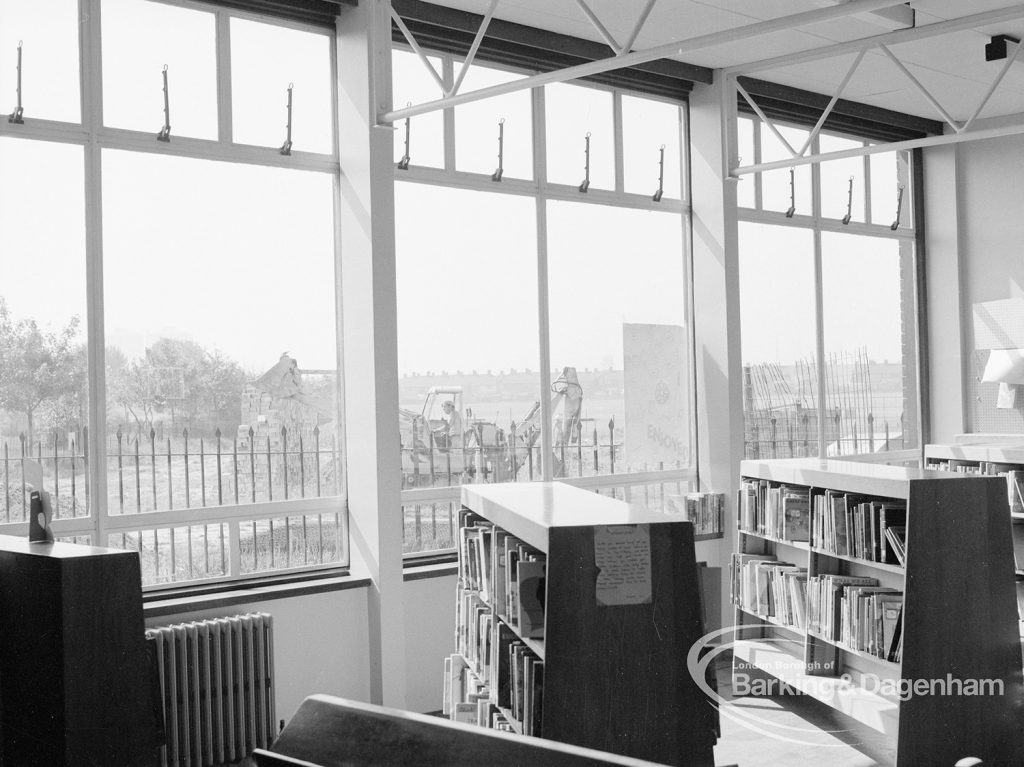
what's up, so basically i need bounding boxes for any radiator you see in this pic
[147,613,277,767]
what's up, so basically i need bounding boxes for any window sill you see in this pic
[143,559,460,620]
[144,569,369,620]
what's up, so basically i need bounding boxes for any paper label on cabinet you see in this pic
[594,524,652,606]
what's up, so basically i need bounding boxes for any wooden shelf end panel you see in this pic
[542,522,716,767]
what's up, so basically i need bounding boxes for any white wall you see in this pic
[924,129,1024,438]
[146,570,458,726]
[403,571,459,712]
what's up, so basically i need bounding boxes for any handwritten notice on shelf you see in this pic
[594,524,652,606]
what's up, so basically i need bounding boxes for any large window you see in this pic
[0,138,88,522]
[393,47,697,556]
[0,0,345,588]
[737,114,919,461]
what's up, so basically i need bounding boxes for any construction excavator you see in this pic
[399,366,583,487]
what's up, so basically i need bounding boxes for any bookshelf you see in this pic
[447,482,718,767]
[734,459,1023,767]
[924,440,1024,639]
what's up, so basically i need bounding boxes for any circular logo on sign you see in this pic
[654,380,670,405]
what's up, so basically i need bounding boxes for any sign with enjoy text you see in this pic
[623,323,690,470]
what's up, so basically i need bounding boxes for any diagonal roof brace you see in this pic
[380,0,911,124]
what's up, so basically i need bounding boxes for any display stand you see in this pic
[0,535,155,766]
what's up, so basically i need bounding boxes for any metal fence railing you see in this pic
[744,410,907,460]
[1,426,347,587]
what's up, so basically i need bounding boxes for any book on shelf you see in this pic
[811,490,906,566]
[808,574,878,642]
[452,701,479,725]
[880,597,904,661]
[884,526,907,567]
[517,557,546,638]
[782,488,810,541]
[666,491,725,536]
[730,552,776,609]
[886,603,904,663]
[530,659,544,737]
[736,479,809,541]
[1008,470,1024,515]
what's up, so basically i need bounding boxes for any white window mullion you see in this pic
[81,0,109,545]
[443,55,456,173]
[810,134,827,457]
[216,10,233,144]
[533,83,554,482]
[613,89,624,193]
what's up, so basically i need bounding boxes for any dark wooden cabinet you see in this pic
[451,482,718,767]
[0,535,155,766]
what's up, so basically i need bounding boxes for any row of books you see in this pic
[807,574,904,662]
[737,480,810,542]
[929,460,1024,515]
[811,490,907,566]
[458,511,546,638]
[443,653,488,724]
[730,553,808,629]
[665,492,726,536]
[494,622,544,736]
[455,585,493,680]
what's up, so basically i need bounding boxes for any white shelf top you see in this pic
[0,534,133,560]
[925,442,1024,465]
[460,482,684,552]
[740,458,962,499]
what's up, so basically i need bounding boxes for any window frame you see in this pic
[392,43,701,560]
[0,0,347,591]
[735,112,923,465]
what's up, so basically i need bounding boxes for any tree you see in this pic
[0,298,87,446]
[106,337,251,436]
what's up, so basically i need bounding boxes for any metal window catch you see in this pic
[785,167,796,217]
[8,41,24,124]
[891,184,905,231]
[652,144,665,202]
[280,83,294,156]
[397,106,411,170]
[491,118,505,182]
[842,176,854,224]
[578,132,591,193]
[156,65,171,142]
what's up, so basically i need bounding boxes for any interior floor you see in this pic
[712,659,896,767]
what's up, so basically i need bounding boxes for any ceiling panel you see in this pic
[417,0,1024,122]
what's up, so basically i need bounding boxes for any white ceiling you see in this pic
[422,0,1024,124]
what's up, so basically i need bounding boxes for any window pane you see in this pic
[0,138,88,521]
[760,123,811,215]
[102,151,342,522]
[819,133,866,223]
[0,0,80,123]
[102,0,217,139]
[455,63,532,179]
[545,82,613,190]
[822,232,917,455]
[395,183,540,515]
[392,48,445,170]
[231,19,333,154]
[622,95,681,199]
[870,149,911,228]
[739,223,818,458]
[548,201,690,475]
